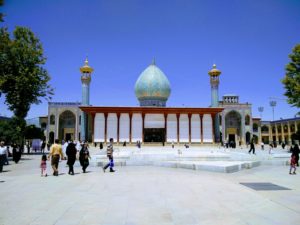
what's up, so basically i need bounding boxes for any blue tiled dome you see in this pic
[135,61,171,107]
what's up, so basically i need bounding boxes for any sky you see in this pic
[0,0,300,121]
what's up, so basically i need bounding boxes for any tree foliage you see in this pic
[0,26,53,147]
[24,124,44,140]
[0,27,53,119]
[0,120,18,144]
[282,44,300,108]
[0,120,44,144]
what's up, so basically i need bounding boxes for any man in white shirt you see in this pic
[0,141,7,172]
[62,140,69,160]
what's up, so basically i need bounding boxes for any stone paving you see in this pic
[0,146,299,225]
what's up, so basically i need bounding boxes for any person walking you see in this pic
[79,142,90,173]
[248,140,256,154]
[26,141,31,154]
[0,141,7,173]
[103,138,115,173]
[289,153,297,175]
[62,140,68,160]
[12,143,21,164]
[66,141,77,175]
[261,142,264,150]
[40,154,47,177]
[269,143,274,154]
[48,139,64,176]
[4,145,9,165]
[292,144,299,167]
[41,141,46,154]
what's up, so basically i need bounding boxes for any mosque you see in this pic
[46,59,300,145]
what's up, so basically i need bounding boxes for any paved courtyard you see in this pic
[0,146,300,225]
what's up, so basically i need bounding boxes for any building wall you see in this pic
[48,104,300,145]
[220,103,252,144]
[260,118,300,145]
[47,102,81,143]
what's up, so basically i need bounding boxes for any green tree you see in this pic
[282,44,300,108]
[0,120,17,144]
[0,27,53,148]
[24,125,44,140]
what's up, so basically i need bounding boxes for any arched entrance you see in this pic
[144,114,165,143]
[59,110,76,141]
[225,111,241,146]
[49,131,54,144]
[246,132,251,144]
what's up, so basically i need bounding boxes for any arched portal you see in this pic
[246,131,251,144]
[49,131,54,144]
[59,110,76,141]
[225,111,241,146]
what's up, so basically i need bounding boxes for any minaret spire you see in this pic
[151,58,156,65]
[80,57,93,142]
[208,64,222,143]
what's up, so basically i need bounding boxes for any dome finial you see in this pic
[151,58,156,65]
[208,63,221,76]
[85,55,89,66]
[80,56,93,73]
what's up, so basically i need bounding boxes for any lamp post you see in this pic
[269,101,277,121]
[258,107,264,119]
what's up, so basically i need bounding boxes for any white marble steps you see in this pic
[153,161,261,173]
[90,150,290,173]
[91,156,260,173]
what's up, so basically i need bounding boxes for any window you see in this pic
[277,125,281,133]
[291,124,295,132]
[41,122,47,129]
[261,125,269,133]
[253,123,258,132]
[50,115,55,125]
[245,115,250,125]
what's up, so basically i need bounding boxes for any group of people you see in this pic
[43,139,91,176]
[42,138,115,176]
[0,141,23,173]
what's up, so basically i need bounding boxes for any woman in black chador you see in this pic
[292,144,300,167]
[12,143,21,163]
[66,141,77,175]
[79,143,90,173]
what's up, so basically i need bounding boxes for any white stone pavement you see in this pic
[0,146,299,225]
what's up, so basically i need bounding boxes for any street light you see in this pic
[269,101,277,121]
[258,107,264,119]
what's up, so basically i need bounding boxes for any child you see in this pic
[40,154,47,177]
[289,154,297,175]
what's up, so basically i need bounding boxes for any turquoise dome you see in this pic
[135,62,171,107]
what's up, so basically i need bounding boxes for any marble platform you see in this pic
[90,146,291,173]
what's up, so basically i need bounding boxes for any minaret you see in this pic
[80,58,93,141]
[208,64,221,142]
